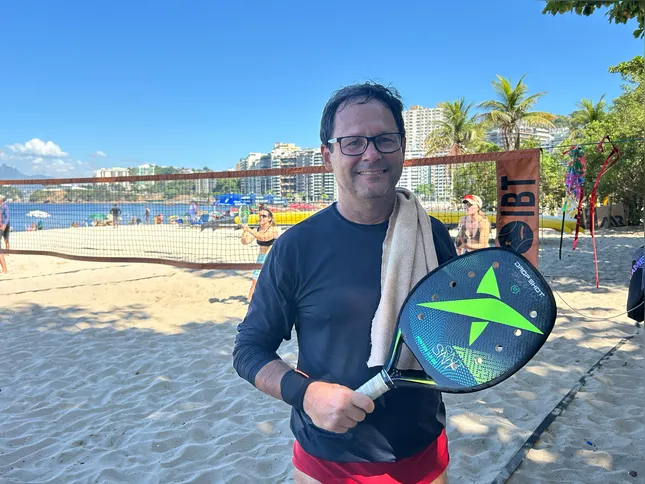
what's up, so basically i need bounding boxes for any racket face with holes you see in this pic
[395,247,556,393]
[239,204,250,225]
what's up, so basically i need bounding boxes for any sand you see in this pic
[10,224,265,265]
[0,227,643,483]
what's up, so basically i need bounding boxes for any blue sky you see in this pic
[0,0,641,177]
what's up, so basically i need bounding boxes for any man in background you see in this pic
[110,203,121,228]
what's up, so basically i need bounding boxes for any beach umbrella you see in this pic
[26,210,51,218]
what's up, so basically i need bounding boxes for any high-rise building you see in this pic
[485,122,553,149]
[402,105,445,158]
[295,149,336,202]
[270,143,300,198]
[548,127,571,151]
[401,104,450,201]
[239,152,264,195]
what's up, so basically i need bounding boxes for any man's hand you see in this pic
[303,381,375,434]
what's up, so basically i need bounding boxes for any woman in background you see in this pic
[455,194,491,255]
[240,208,280,301]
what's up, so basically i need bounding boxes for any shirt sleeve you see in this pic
[429,216,458,263]
[232,242,298,386]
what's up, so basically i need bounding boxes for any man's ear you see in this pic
[321,144,333,172]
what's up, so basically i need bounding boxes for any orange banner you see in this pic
[496,152,540,267]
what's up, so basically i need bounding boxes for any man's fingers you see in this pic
[345,404,368,424]
[336,416,359,431]
[351,391,375,414]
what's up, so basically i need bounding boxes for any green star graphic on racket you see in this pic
[417,265,543,346]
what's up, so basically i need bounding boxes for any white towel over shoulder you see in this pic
[367,188,440,369]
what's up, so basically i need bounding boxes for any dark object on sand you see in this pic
[200,220,221,232]
[627,246,644,324]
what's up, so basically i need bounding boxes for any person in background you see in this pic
[240,208,280,301]
[0,196,8,274]
[0,195,10,251]
[145,206,151,224]
[455,194,491,255]
[188,200,198,222]
[110,203,121,229]
[627,246,644,327]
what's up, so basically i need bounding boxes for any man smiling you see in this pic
[233,82,457,483]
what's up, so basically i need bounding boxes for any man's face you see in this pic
[321,99,405,202]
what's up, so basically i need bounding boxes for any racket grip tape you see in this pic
[355,370,391,400]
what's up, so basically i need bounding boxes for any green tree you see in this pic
[543,1,644,39]
[414,183,435,199]
[540,151,567,215]
[156,166,179,175]
[478,75,555,150]
[552,114,574,129]
[425,98,483,155]
[452,161,497,211]
[0,186,23,201]
[571,95,607,132]
[573,56,644,224]
[213,178,241,194]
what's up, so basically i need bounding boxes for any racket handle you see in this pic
[355,370,391,400]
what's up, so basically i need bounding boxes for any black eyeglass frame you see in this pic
[327,132,403,156]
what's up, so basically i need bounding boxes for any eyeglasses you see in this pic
[462,201,473,207]
[259,214,269,219]
[327,133,403,156]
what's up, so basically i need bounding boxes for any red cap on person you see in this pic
[462,194,483,208]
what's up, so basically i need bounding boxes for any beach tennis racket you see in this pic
[356,247,556,399]
[238,204,250,225]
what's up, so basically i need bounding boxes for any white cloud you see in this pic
[31,157,77,173]
[3,139,101,177]
[9,138,68,158]
[92,150,107,158]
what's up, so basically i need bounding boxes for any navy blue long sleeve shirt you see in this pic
[232,203,457,463]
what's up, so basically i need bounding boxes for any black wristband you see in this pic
[280,370,313,412]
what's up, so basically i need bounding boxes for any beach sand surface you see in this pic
[1,228,643,483]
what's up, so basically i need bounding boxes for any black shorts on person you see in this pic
[1,223,9,240]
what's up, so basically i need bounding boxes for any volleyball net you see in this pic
[0,150,551,270]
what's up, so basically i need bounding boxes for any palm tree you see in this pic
[571,95,607,127]
[478,75,555,150]
[424,98,483,156]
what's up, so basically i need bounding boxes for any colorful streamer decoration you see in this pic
[589,135,621,288]
[559,145,587,259]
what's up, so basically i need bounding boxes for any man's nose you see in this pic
[361,140,383,162]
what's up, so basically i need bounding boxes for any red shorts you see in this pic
[292,429,449,483]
